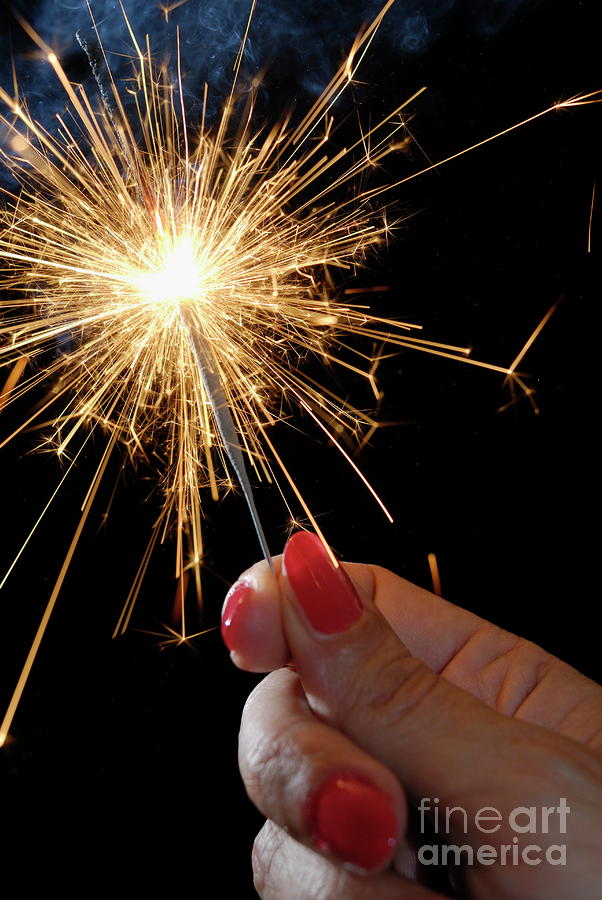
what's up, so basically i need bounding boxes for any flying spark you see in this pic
[0,2,598,746]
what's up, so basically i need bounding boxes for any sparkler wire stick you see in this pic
[180,305,273,570]
[74,22,273,568]
[0,1,598,750]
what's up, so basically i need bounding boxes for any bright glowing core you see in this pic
[136,236,206,306]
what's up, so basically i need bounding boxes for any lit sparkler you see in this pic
[0,1,598,746]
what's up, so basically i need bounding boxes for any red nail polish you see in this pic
[308,773,397,871]
[283,532,362,635]
[221,582,252,653]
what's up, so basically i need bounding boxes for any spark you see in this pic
[0,3,595,746]
[507,300,562,377]
[1,2,432,741]
[428,552,442,597]
[360,91,602,203]
[158,0,191,24]
[0,355,27,413]
[135,624,219,650]
[588,181,596,254]
[498,299,562,415]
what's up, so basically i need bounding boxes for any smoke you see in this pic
[0,0,538,179]
[472,0,537,36]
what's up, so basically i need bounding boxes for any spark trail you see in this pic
[0,1,598,746]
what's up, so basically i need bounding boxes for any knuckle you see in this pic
[309,879,347,900]
[313,871,358,900]
[239,677,319,818]
[253,822,351,900]
[346,644,444,735]
[240,671,356,813]
[240,713,292,809]
[252,821,287,899]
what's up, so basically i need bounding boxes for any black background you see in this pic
[0,0,599,890]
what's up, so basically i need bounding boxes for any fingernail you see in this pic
[283,532,362,635]
[221,581,252,653]
[308,773,397,871]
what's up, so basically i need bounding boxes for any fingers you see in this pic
[239,666,404,873]
[221,556,288,672]
[221,552,486,676]
[253,820,446,900]
[276,532,602,834]
[349,565,602,748]
[223,540,602,747]
[234,536,602,897]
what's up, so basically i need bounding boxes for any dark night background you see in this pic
[0,0,599,889]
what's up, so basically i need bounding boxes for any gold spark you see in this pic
[427,552,442,597]
[498,299,562,415]
[135,623,219,650]
[588,181,596,254]
[158,0,191,24]
[0,3,596,746]
[0,355,27,413]
[1,2,423,741]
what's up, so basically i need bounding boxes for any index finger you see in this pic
[221,552,490,675]
[223,545,602,745]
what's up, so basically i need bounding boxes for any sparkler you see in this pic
[0,1,598,747]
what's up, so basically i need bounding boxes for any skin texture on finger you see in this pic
[239,667,405,873]
[253,819,448,900]
[221,557,288,672]
[278,535,602,899]
[224,553,602,748]
[349,564,602,750]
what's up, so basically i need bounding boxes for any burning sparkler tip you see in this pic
[1,0,595,747]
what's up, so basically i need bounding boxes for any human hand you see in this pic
[222,532,602,898]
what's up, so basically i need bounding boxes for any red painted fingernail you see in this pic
[283,532,362,635]
[308,773,397,871]
[221,582,252,653]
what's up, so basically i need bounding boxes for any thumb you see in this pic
[280,532,595,841]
